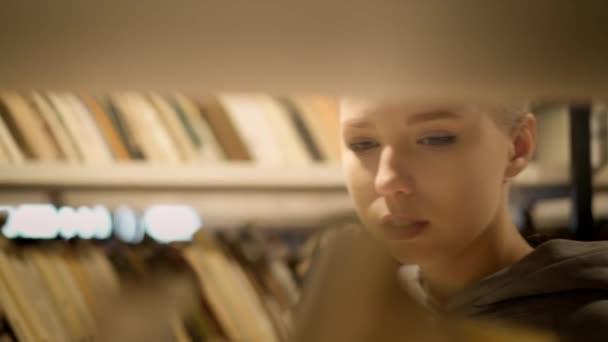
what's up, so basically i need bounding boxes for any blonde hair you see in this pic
[489,103,530,134]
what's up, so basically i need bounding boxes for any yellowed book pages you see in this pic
[30,92,80,163]
[202,250,255,339]
[189,235,278,342]
[0,92,62,161]
[269,259,300,305]
[29,250,89,340]
[221,255,278,342]
[257,96,312,166]
[0,253,50,342]
[171,314,193,342]
[111,93,162,162]
[64,252,98,313]
[310,96,341,160]
[63,93,114,163]
[0,255,36,342]
[21,254,71,341]
[81,95,131,161]
[0,138,8,162]
[174,93,225,161]
[0,124,9,162]
[112,93,181,163]
[51,251,97,335]
[47,92,99,163]
[130,93,182,164]
[0,115,24,164]
[148,93,198,161]
[83,248,121,297]
[44,92,87,162]
[218,94,285,165]
[183,246,243,341]
[291,96,341,162]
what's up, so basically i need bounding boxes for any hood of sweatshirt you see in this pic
[444,239,608,315]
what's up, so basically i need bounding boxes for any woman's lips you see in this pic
[380,214,429,241]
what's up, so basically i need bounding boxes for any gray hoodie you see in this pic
[443,239,608,341]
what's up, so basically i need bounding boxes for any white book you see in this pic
[257,96,312,166]
[30,92,80,163]
[174,93,225,161]
[218,94,285,165]
[47,92,98,163]
[148,92,198,161]
[0,116,24,164]
[63,93,114,163]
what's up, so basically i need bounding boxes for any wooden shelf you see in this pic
[1,161,607,228]
[533,194,608,230]
[512,163,570,188]
[0,161,598,190]
[0,163,353,228]
[0,162,346,191]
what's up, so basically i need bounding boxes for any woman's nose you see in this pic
[374,146,415,197]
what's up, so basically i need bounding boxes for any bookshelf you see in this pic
[0,3,605,232]
[0,6,606,342]
[0,90,351,228]
[2,4,605,341]
[0,160,586,229]
[0,161,574,189]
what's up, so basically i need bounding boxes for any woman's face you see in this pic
[340,99,516,265]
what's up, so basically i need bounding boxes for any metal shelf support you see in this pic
[570,105,595,240]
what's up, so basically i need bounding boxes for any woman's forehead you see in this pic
[339,97,467,122]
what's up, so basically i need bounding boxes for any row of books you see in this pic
[0,92,341,165]
[0,227,302,342]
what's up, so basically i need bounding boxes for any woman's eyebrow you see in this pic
[342,118,376,129]
[407,110,462,125]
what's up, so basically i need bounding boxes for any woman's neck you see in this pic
[419,202,533,307]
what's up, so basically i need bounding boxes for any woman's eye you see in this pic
[348,140,380,152]
[418,135,457,146]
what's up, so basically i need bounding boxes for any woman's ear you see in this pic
[505,113,537,179]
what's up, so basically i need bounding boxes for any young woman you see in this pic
[339,99,608,340]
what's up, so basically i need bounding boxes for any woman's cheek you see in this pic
[344,165,377,218]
